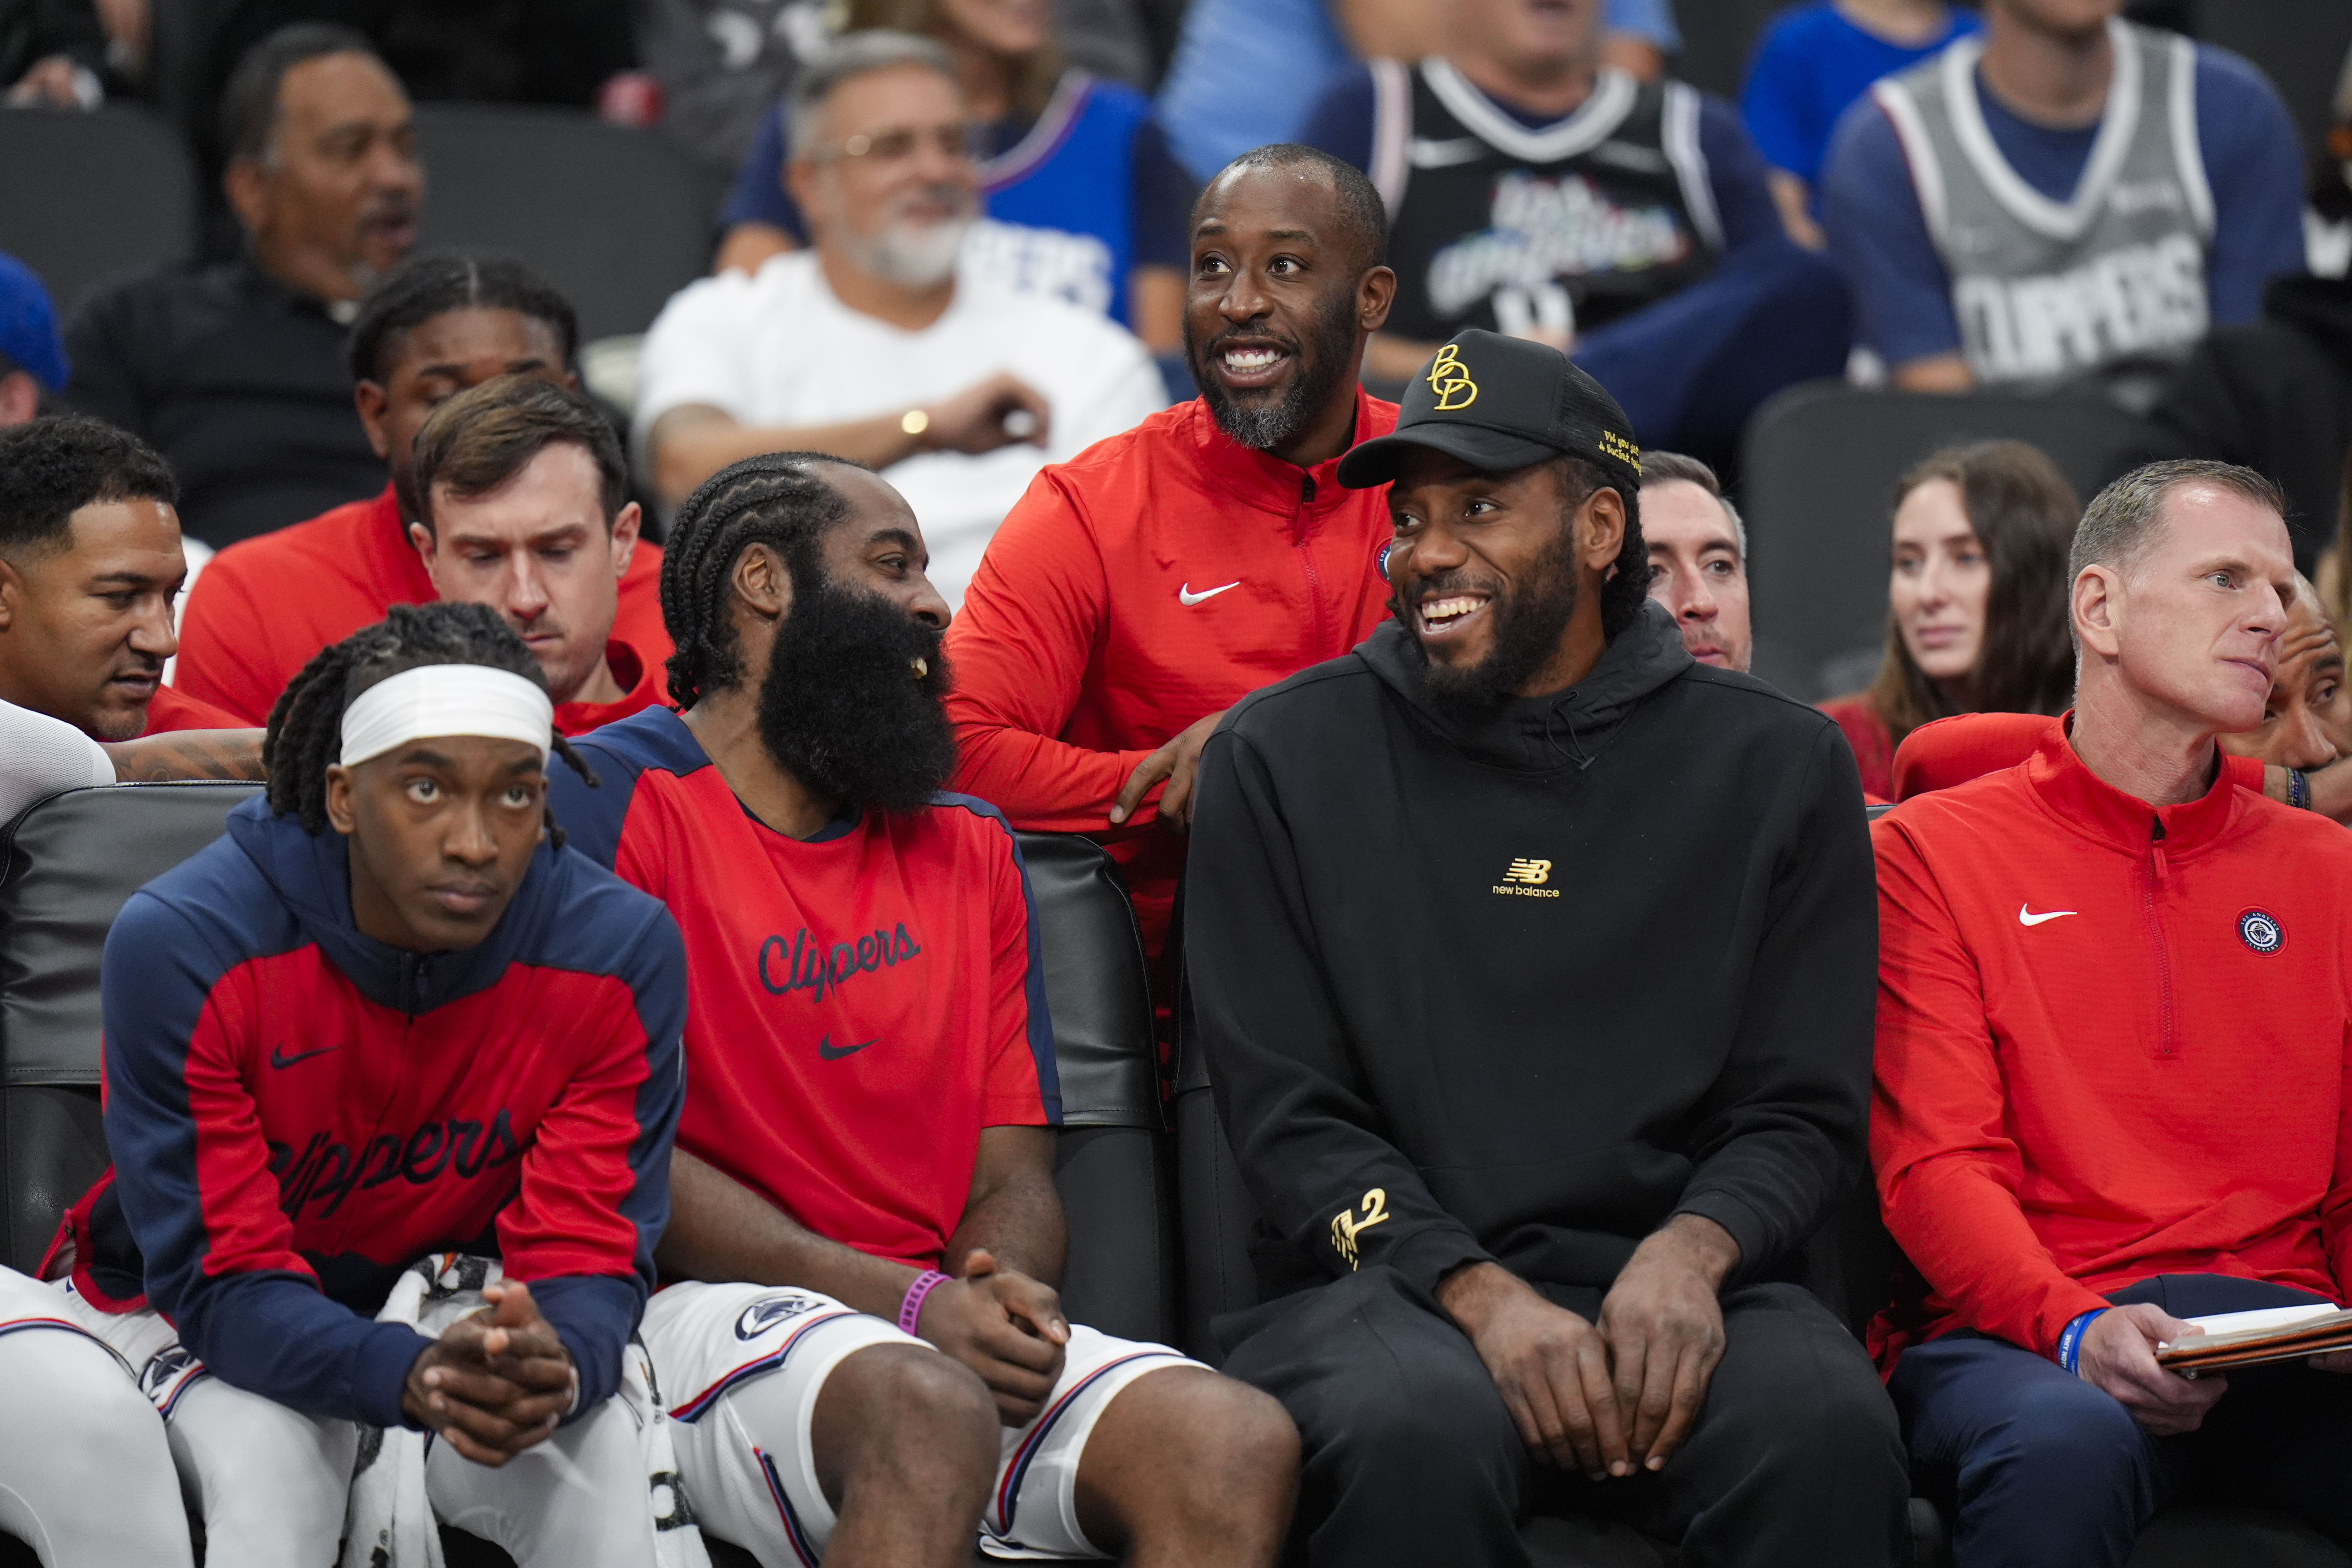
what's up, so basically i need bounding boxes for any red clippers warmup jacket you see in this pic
[171,485,672,726]
[1870,721,2352,1369]
[943,390,1399,962]
[554,639,668,737]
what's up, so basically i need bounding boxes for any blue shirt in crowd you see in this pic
[1820,42,2307,368]
[1740,2,1982,187]
[1153,0,1681,184]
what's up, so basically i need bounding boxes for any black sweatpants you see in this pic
[1220,1267,1909,1568]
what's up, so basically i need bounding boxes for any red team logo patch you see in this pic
[2237,909,2284,955]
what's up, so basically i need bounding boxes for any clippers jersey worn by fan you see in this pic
[552,707,1057,1267]
[141,684,245,734]
[60,795,688,1426]
[1870,20,2213,387]
[943,390,1399,966]
[1871,723,2352,1369]
[171,484,673,726]
[1368,60,1722,342]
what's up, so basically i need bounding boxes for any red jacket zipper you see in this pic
[1297,471,1330,654]
[2144,815,2176,1058]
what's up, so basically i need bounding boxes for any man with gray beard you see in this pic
[635,30,1163,608]
[941,143,1402,995]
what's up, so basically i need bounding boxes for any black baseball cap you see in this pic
[1336,328,1643,491]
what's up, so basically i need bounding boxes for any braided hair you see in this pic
[263,601,597,844]
[659,452,853,710]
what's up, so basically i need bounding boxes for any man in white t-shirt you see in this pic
[637,30,1166,607]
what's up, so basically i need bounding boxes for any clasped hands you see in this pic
[400,1279,577,1466]
[914,1247,1071,1426]
[1439,1216,1739,1481]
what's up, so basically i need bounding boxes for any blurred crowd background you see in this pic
[2,0,2349,757]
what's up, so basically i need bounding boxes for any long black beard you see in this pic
[1396,528,1583,710]
[756,570,956,814]
[1191,285,1361,452]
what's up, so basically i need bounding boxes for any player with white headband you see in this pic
[0,601,693,1567]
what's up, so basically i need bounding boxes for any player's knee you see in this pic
[1158,1373,1298,1499]
[5,1336,152,1442]
[835,1343,996,1468]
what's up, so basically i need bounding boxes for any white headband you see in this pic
[339,664,555,768]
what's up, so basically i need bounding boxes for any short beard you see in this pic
[755,567,957,814]
[1191,285,1359,452]
[832,181,976,289]
[1398,527,1583,710]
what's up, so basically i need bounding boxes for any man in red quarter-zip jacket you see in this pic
[943,145,1401,976]
[1871,459,2352,1568]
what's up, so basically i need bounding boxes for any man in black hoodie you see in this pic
[1187,330,1906,1567]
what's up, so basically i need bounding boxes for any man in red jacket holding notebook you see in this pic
[1871,459,2352,1568]
[942,145,1401,983]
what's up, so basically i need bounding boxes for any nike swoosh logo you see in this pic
[817,1034,877,1061]
[2018,905,2078,927]
[269,1044,340,1069]
[1178,581,1241,606]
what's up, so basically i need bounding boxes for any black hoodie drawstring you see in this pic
[1541,693,1595,769]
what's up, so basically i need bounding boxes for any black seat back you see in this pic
[0,783,262,1273]
[410,105,722,342]
[1013,832,1174,1346]
[1741,383,2155,701]
[0,106,197,315]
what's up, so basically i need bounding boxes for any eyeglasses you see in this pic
[816,123,986,165]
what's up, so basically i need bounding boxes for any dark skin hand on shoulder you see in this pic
[1437,1214,1741,1480]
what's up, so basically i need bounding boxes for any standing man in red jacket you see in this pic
[942,143,1399,976]
[1872,459,2352,1568]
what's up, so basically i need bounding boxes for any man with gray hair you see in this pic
[1870,458,2352,1567]
[635,30,1164,609]
[1641,450,1751,673]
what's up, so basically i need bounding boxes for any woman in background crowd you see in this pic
[1821,440,2078,800]
[714,0,1193,353]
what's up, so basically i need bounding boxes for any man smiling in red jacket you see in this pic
[1872,459,2352,1568]
[942,144,1401,976]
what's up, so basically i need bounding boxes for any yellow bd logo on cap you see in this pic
[1427,344,1479,411]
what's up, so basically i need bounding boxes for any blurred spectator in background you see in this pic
[1153,0,1681,187]
[2148,66,2352,574]
[1641,449,1751,672]
[1302,0,1847,463]
[0,253,69,427]
[1821,440,2078,800]
[1740,0,1982,249]
[2,0,109,105]
[640,0,1152,181]
[633,0,836,178]
[2218,573,2352,777]
[0,416,247,744]
[409,375,664,733]
[61,24,421,546]
[1821,0,2303,395]
[638,31,1162,609]
[174,251,668,724]
[713,0,1193,355]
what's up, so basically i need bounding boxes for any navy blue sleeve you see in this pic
[721,102,806,238]
[2194,45,2305,327]
[1130,118,1198,270]
[527,892,688,1415]
[1298,63,1377,173]
[102,886,432,1429]
[547,738,642,871]
[1698,92,1784,252]
[1820,94,1960,363]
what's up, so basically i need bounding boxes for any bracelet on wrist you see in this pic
[2289,767,2311,811]
[2055,1307,2107,1375]
[898,1269,950,1336]
[900,407,931,452]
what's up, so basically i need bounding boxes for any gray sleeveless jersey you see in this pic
[1872,19,2214,387]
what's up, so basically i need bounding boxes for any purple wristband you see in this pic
[899,1270,950,1336]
